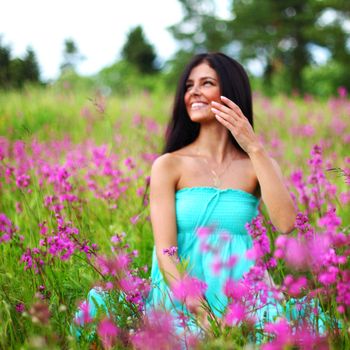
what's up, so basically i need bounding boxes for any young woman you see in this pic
[146,52,296,325]
[74,52,298,339]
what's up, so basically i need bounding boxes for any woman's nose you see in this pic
[189,85,200,95]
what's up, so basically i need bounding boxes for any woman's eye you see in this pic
[204,80,213,86]
[185,84,192,91]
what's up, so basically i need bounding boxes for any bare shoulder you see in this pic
[151,153,183,173]
[150,153,183,188]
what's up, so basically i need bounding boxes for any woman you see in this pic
[146,52,296,327]
[74,52,297,339]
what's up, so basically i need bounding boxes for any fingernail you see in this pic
[211,107,219,113]
[211,101,219,105]
[220,96,227,99]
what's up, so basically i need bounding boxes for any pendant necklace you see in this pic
[196,149,233,188]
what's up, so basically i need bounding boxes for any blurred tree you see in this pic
[168,0,230,53]
[60,38,84,73]
[165,0,230,87]
[0,37,12,88]
[227,0,350,94]
[9,58,25,88]
[22,47,40,83]
[0,39,41,89]
[169,0,350,95]
[121,26,158,74]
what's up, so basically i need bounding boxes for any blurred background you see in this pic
[1,0,350,97]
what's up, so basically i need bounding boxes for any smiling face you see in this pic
[184,62,221,123]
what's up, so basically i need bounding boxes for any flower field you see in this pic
[0,86,349,349]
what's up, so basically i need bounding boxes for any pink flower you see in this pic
[96,254,130,276]
[225,302,246,326]
[162,246,178,257]
[97,318,119,349]
[283,275,307,297]
[223,279,248,300]
[263,319,292,350]
[132,310,181,350]
[124,157,135,170]
[130,214,140,225]
[75,301,93,325]
[196,226,213,239]
[15,303,25,313]
[171,275,207,303]
[338,86,347,98]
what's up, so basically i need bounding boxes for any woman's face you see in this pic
[184,62,221,123]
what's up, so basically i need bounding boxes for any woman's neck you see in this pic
[192,123,241,163]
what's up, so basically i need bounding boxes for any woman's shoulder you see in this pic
[152,152,183,170]
[150,153,186,192]
[152,145,196,167]
[150,152,183,181]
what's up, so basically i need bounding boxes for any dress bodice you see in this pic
[148,186,260,316]
[175,186,260,237]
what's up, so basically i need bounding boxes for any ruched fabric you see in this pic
[146,187,260,316]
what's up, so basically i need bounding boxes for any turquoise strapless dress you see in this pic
[146,187,259,317]
[73,186,327,339]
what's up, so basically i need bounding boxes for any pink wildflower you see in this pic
[74,301,93,325]
[15,303,25,313]
[97,318,119,349]
[283,275,307,297]
[225,302,246,326]
[171,275,207,303]
[162,246,178,257]
[224,279,248,300]
[132,310,181,350]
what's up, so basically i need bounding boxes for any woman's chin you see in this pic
[189,112,215,124]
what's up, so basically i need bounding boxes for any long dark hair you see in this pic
[163,52,253,154]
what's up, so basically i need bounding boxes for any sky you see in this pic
[0,0,231,81]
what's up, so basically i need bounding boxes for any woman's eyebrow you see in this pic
[186,76,218,82]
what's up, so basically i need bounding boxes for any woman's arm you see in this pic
[211,96,297,234]
[150,154,207,317]
[248,148,296,234]
[150,153,182,287]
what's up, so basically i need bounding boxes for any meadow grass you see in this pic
[0,85,349,349]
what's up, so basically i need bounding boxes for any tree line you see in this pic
[0,37,41,89]
[1,0,349,96]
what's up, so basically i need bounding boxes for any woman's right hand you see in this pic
[185,295,211,329]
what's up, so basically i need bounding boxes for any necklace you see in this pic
[196,149,233,188]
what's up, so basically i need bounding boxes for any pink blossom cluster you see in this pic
[94,234,150,312]
[0,213,18,243]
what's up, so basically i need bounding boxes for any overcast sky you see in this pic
[0,0,231,80]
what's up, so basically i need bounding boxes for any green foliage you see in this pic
[167,0,350,97]
[96,60,169,95]
[55,69,97,94]
[168,0,229,53]
[0,86,349,348]
[303,60,350,97]
[0,38,41,89]
[121,26,158,74]
[0,37,11,87]
[60,38,84,74]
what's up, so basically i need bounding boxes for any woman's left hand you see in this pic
[211,96,262,154]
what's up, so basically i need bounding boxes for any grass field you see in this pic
[0,85,349,349]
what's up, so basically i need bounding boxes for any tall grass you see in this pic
[0,85,349,349]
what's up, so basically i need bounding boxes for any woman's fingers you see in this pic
[211,107,235,126]
[211,100,233,116]
[220,96,245,119]
[215,113,235,133]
